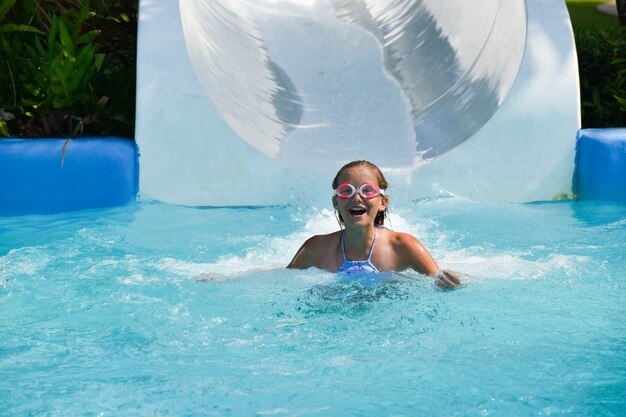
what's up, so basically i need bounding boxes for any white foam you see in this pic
[440,249,590,281]
[1,247,51,276]
[150,208,337,280]
[148,206,591,285]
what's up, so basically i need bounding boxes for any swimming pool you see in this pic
[1,198,624,416]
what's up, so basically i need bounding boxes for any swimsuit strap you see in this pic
[340,228,379,261]
[366,228,378,261]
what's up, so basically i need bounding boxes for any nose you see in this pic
[350,191,365,202]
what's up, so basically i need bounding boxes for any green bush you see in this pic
[0,0,137,138]
[575,27,626,128]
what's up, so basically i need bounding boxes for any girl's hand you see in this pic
[436,269,461,289]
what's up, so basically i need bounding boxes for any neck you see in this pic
[343,224,377,252]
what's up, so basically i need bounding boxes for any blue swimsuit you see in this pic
[336,228,380,274]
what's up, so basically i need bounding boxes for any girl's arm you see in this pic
[397,233,460,289]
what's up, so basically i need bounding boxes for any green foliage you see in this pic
[0,0,137,138]
[552,192,574,201]
[0,118,8,136]
[575,28,626,128]
[566,0,620,30]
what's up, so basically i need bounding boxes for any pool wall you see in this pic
[574,128,626,203]
[1,128,625,216]
[0,137,139,216]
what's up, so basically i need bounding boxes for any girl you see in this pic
[287,160,460,289]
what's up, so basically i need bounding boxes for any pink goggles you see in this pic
[335,183,385,199]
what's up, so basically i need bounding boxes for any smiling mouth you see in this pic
[349,208,367,217]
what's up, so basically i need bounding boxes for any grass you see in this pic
[565,0,621,29]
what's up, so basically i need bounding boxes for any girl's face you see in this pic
[332,166,388,229]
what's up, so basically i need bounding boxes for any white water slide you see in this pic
[136,0,579,205]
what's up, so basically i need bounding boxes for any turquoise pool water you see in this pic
[1,198,624,416]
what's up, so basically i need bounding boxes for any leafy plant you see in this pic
[565,0,620,30]
[0,0,137,138]
[0,118,9,136]
[575,28,626,128]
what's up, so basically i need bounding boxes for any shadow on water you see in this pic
[0,204,140,257]
[295,274,432,318]
[526,200,626,227]
[570,201,626,227]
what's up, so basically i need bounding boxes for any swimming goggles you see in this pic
[335,183,385,199]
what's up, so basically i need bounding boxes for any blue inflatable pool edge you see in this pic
[0,137,139,216]
[2,129,625,215]
[574,128,626,203]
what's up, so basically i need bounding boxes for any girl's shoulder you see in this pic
[291,231,341,271]
[378,228,439,274]
[380,228,420,247]
[288,230,341,270]
[304,230,341,248]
